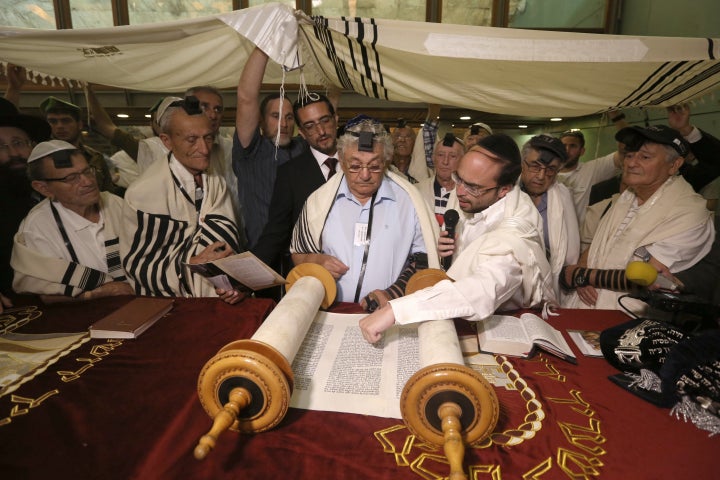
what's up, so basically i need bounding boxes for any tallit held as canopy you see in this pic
[1,3,718,117]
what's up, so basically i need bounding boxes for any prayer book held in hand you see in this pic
[89,297,174,339]
[477,313,577,364]
[186,251,287,292]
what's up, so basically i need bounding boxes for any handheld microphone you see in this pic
[625,261,682,292]
[442,209,459,271]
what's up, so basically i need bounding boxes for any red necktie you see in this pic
[324,157,338,180]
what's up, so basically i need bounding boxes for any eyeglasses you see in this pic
[301,115,334,133]
[0,139,33,156]
[346,163,384,174]
[451,172,499,197]
[41,166,96,184]
[523,158,559,177]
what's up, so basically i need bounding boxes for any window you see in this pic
[71,0,114,29]
[128,0,234,25]
[0,1,57,29]
[311,0,426,22]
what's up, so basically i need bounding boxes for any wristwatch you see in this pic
[573,268,589,288]
[633,246,651,263]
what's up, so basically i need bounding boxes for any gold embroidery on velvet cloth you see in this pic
[373,354,607,479]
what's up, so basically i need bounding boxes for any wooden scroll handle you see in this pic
[194,387,251,460]
[438,402,466,480]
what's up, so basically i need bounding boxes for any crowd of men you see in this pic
[1,53,717,346]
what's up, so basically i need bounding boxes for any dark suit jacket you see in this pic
[681,128,720,192]
[252,142,326,269]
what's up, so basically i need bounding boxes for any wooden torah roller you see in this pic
[194,263,336,460]
[400,268,500,480]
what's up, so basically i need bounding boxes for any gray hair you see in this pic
[660,143,682,164]
[158,106,182,134]
[337,119,394,167]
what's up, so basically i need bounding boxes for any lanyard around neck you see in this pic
[50,201,80,264]
[353,191,378,303]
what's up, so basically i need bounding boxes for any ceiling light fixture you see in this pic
[550,117,562,122]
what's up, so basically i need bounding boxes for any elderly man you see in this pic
[561,125,714,313]
[11,140,132,302]
[0,98,51,311]
[290,117,440,307]
[415,132,464,225]
[121,97,244,302]
[360,134,555,344]
[519,134,580,297]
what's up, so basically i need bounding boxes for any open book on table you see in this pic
[186,251,287,291]
[477,313,577,364]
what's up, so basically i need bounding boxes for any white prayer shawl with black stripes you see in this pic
[11,193,126,297]
[1,4,718,117]
[121,156,240,298]
[291,170,441,269]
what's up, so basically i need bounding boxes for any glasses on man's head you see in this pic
[523,158,559,177]
[0,139,33,156]
[40,166,96,184]
[301,115,334,133]
[451,172,499,197]
[346,163,384,174]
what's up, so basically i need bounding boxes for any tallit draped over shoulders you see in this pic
[121,158,240,297]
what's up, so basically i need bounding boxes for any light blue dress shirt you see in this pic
[322,176,425,302]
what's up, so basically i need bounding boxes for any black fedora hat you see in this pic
[0,98,51,143]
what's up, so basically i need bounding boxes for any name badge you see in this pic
[354,223,369,246]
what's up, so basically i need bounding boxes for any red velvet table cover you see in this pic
[0,297,716,479]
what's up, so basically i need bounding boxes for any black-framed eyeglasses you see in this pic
[0,139,33,156]
[523,158,559,177]
[346,163,384,174]
[301,115,334,132]
[40,166,96,184]
[451,172,499,197]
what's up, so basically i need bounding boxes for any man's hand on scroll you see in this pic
[359,303,396,344]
